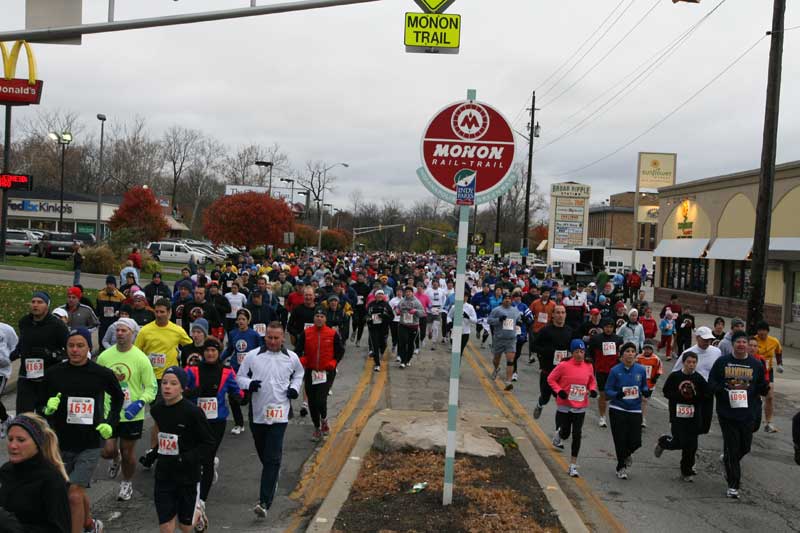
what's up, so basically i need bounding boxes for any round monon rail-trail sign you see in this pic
[417,98,518,205]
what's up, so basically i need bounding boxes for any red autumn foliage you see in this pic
[108,186,169,243]
[294,223,318,248]
[530,223,548,245]
[203,192,294,249]
[321,229,352,251]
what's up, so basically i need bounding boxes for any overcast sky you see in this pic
[2,0,798,212]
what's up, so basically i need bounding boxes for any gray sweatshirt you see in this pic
[488,305,522,341]
[396,297,425,327]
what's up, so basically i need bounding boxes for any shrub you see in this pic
[82,245,119,275]
[140,250,162,277]
[250,246,266,262]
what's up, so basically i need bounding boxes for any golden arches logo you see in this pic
[0,40,37,84]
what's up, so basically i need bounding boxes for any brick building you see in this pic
[585,192,659,270]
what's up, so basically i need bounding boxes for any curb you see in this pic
[305,409,590,533]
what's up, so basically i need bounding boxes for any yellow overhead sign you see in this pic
[405,12,460,53]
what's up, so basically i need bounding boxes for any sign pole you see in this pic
[0,105,12,262]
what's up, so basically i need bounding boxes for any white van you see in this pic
[148,241,207,264]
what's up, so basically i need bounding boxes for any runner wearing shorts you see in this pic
[487,293,522,391]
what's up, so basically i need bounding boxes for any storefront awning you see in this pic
[706,238,752,260]
[768,238,800,260]
[653,238,710,258]
[550,248,580,263]
[536,240,548,251]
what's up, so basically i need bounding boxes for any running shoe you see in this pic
[87,518,104,533]
[511,372,518,382]
[726,488,739,499]
[568,464,580,478]
[414,348,420,355]
[616,468,629,480]
[395,356,402,363]
[654,441,665,458]
[117,480,133,501]
[311,429,323,442]
[491,366,500,380]
[213,457,219,485]
[108,452,121,479]
[598,416,607,428]
[533,404,543,420]
[300,402,309,417]
[692,465,698,475]
[552,432,564,450]
[374,365,381,372]
[321,419,330,436]
[193,500,208,531]
[504,382,513,391]
[527,355,535,364]
[764,423,778,433]
[681,475,694,483]
[253,502,268,518]
[230,426,244,435]
[641,418,647,428]
[400,363,406,369]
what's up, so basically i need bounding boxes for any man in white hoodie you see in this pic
[0,321,18,438]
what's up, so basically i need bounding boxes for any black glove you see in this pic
[643,389,652,398]
[248,380,262,392]
[590,389,598,398]
[287,387,299,399]
[557,390,568,400]
[139,448,158,468]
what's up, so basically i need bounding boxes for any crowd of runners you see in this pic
[0,249,798,531]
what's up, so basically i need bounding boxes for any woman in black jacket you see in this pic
[0,413,70,533]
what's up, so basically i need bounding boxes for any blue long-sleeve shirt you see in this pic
[470,292,493,319]
[222,328,263,371]
[605,362,650,413]
[514,302,534,342]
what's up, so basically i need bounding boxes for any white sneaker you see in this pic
[568,464,580,477]
[641,418,647,428]
[511,372,518,382]
[90,518,104,533]
[764,423,778,433]
[193,499,208,531]
[414,348,420,355]
[230,426,244,435]
[598,416,607,428]
[117,480,133,501]
[395,356,402,363]
[373,365,381,372]
[213,456,219,485]
[726,488,739,499]
[108,452,121,479]
[616,468,629,480]
[253,502,268,518]
[552,433,564,450]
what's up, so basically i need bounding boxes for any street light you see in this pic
[317,162,349,253]
[48,131,73,232]
[95,114,107,240]
[255,160,274,195]
[280,177,295,212]
[333,207,343,229]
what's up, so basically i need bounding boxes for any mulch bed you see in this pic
[333,427,564,533]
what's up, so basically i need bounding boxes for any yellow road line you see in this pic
[466,343,627,533]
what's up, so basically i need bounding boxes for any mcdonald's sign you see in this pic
[0,41,43,106]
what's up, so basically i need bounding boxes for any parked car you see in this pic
[72,233,96,246]
[27,230,42,253]
[4,229,34,256]
[147,241,208,264]
[38,231,77,258]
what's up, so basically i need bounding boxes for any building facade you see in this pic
[586,191,659,271]
[654,161,800,346]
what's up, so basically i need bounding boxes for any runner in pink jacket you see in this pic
[547,339,598,478]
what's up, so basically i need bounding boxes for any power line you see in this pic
[538,0,637,101]
[552,33,767,177]
[536,0,728,153]
[539,0,662,109]
[534,0,628,94]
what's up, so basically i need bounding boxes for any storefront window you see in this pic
[30,220,56,231]
[718,260,752,300]
[660,257,708,293]
[8,219,29,229]
[791,272,800,322]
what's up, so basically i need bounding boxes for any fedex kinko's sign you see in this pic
[0,41,43,106]
[417,99,518,205]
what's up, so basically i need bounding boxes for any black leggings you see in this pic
[457,333,470,358]
[555,411,585,458]
[415,317,428,348]
[200,420,226,501]
[609,409,642,470]
[368,325,388,366]
[513,339,526,373]
[390,322,399,349]
[230,394,244,427]
[537,370,553,407]
[658,423,699,477]
[719,416,753,490]
[398,326,418,364]
[304,370,334,429]
[353,307,366,342]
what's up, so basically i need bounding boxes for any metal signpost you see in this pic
[417,89,517,505]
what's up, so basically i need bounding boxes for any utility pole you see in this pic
[494,196,501,260]
[521,91,536,266]
[747,0,785,332]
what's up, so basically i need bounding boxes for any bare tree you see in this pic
[107,117,164,192]
[224,144,264,186]
[296,160,339,219]
[183,136,226,232]
[162,126,202,212]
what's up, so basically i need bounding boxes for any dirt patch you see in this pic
[333,427,564,533]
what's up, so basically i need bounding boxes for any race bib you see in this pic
[515,326,522,335]
[103,306,116,318]
[25,358,44,379]
[122,385,131,409]
[568,384,587,402]
[278,297,285,306]
[602,342,617,356]
[645,365,652,379]
[728,389,748,409]
[431,306,441,315]
[231,304,241,315]
[553,350,567,365]
[226,280,233,288]
[502,318,515,331]
[157,432,179,456]
[537,312,549,324]
[149,353,166,368]
[254,323,266,337]
[312,370,327,385]
[402,312,414,324]
[357,295,364,305]
[176,318,183,327]
[372,313,382,325]
[237,352,247,365]
[66,397,95,425]
[676,404,695,418]
[264,404,286,424]
[622,386,639,399]
[198,397,218,419]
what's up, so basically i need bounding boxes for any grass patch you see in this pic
[0,256,70,271]
[0,280,99,332]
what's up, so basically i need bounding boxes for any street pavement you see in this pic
[2,272,799,532]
